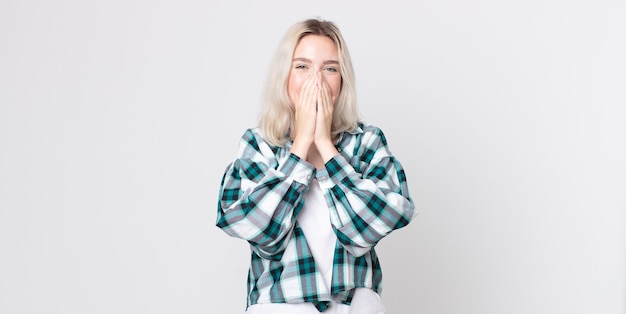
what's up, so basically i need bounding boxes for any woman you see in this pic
[216,18,417,314]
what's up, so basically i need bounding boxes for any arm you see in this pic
[321,127,417,257]
[216,129,315,260]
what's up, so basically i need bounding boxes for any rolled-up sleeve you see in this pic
[321,127,416,257]
[216,129,315,260]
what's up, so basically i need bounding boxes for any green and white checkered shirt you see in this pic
[217,123,417,312]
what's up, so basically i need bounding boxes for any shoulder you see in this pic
[239,127,263,143]
[237,127,281,159]
[354,122,389,148]
[236,127,263,155]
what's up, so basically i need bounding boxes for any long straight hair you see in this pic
[259,18,360,147]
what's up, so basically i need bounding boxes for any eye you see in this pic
[324,66,338,73]
[295,64,308,70]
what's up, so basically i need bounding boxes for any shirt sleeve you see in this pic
[320,126,417,257]
[216,129,315,260]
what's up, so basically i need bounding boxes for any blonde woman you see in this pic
[217,18,417,314]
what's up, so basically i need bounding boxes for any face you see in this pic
[287,35,341,106]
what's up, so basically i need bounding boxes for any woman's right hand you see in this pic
[290,71,319,159]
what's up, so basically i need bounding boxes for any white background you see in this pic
[1,1,625,313]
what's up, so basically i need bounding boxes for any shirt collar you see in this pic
[335,124,363,144]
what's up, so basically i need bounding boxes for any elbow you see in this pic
[342,244,371,258]
[399,202,418,228]
[335,229,377,257]
[393,209,415,230]
[246,226,294,261]
[216,205,295,261]
[248,241,286,261]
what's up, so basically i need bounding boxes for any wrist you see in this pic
[315,140,338,163]
[290,138,312,160]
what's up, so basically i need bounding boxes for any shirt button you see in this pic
[306,174,311,180]
[319,176,327,183]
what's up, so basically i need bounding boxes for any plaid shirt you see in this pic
[216,123,416,312]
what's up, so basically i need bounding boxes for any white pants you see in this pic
[245,288,385,314]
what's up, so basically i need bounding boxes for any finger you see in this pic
[321,78,335,105]
[303,71,319,97]
[297,74,317,109]
[299,71,314,95]
[320,78,333,111]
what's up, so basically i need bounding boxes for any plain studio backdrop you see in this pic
[1,0,624,313]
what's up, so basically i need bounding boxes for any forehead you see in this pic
[293,35,338,59]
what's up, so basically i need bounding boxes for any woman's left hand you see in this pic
[314,75,333,144]
[314,75,338,161]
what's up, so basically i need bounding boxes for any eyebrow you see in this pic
[293,57,339,65]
